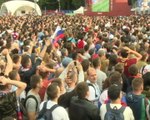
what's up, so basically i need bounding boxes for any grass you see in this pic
[92,0,110,12]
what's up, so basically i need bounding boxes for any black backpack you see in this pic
[37,102,59,120]
[20,95,38,120]
[104,103,125,120]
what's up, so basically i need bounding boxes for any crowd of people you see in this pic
[0,14,150,120]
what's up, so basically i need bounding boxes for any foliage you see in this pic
[72,0,85,10]
[0,0,6,6]
[39,0,85,10]
[0,0,85,10]
[38,0,58,10]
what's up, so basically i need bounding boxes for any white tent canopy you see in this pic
[73,6,84,14]
[0,0,42,16]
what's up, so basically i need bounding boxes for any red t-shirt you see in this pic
[77,39,84,49]
[117,58,137,77]
[39,79,51,101]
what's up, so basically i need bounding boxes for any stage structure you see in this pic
[85,0,133,16]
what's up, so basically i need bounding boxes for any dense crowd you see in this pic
[0,14,150,120]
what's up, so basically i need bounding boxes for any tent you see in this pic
[73,6,84,14]
[0,0,42,16]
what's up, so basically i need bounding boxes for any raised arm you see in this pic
[124,46,142,61]
[2,49,13,76]
[0,76,26,97]
[39,38,51,58]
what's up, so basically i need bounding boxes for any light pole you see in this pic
[57,0,61,12]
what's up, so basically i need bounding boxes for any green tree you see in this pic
[60,0,73,10]
[72,0,85,10]
[38,0,58,10]
[0,0,6,6]
[60,0,85,10]
[38,0,85,10]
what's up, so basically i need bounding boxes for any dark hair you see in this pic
[11,48,19,54]
[109,54,118,66]
[120,48,128,58]
[84,44,89,51]
[47,83,59,100]
[0,84,8,91]
[89,48,95,56]
[143,72,150,91]
[76,82,89,99]
[81,59,90,72]
[23,46,30,52]
[30,74,42,89]
[92,58,101,68]
[72,52,78,60]
[132,78,143,91]
[12,54,20,64]
[109,71,122,86]
[115,63,124,73]
[51,78,62,88]
[108,84,121,101]
[128,64,138,76]
[21,54,30,68]
[24,40,30,46]
[38,70,49,79]
[9,70,18,80]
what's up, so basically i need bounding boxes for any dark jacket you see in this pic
[126,92,148,120]
[69,96,100,120]
[19,57,42,93]
[58,89,77,108]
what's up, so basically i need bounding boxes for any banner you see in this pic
[92,0,110,12]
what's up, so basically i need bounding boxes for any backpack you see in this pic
[87,83,97,98]
[104,103,125,120]
[0,92,17,119]
[145,98,150,120]
[146,103,150,120]
[126,93,148,120]
[19,95,38,120]
[37,102,59,120]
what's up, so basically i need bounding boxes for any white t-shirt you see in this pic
[11,85,26,100]
[86,80,101,107]
[40,100,69,120]
[99,89,108,104]
[100,104,134,120]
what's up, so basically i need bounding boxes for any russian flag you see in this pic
[51,26,65,43]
